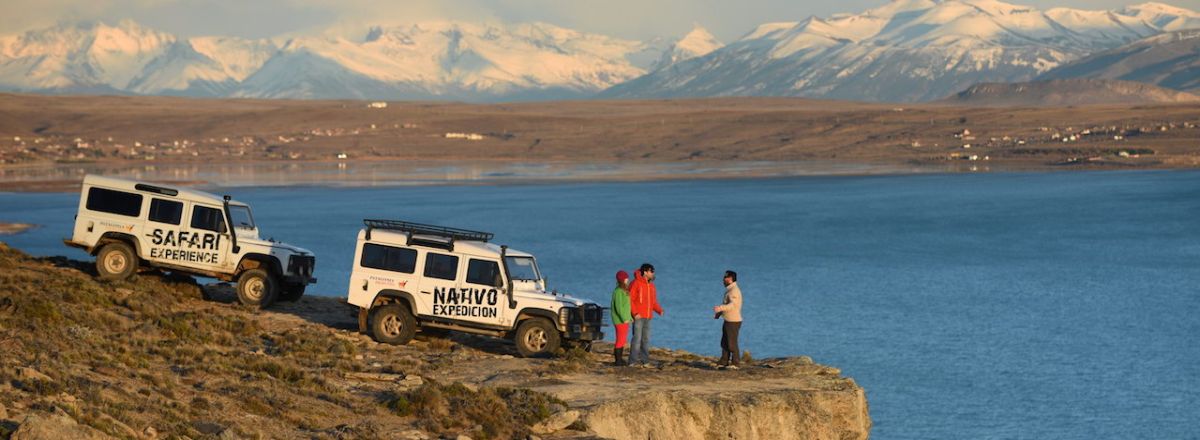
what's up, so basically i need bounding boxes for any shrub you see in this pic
[387,381,567,439]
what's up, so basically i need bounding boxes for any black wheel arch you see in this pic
[95,232,141,256]
[372,289,417,313]
[236,253,282,276]
[515,308,562,332]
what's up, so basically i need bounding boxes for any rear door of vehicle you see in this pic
[352,242,422,312]
[79,186,145,249]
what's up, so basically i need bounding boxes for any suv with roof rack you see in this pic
[64,175,317,308]
[346,219,604,357]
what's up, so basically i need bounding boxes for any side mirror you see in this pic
[218,222,228,234]
[493,273,505,289]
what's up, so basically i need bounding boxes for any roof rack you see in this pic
[363,219,494,245]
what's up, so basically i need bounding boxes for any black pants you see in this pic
[720,321,742,365]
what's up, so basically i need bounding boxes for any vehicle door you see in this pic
[458,258,506,326]
[419,251,484,325]
[352,242,423,312]
[182,203,233,273]
[142,197,187,266]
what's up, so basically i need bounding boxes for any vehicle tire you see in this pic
[236,268,279,308]
[514,318,561,358]
[278,284,305,302]
[370,304,416,345]
[96,242,138,281]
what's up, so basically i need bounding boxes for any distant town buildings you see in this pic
[444,132,485,141]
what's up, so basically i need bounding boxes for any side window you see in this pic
[360,243,418,274]
[85,187,142,217]
[190,206,226,232]
[466,259,501,286]
[424,253,459,281]
[148,199,183,225]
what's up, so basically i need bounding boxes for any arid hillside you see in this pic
[0,243,869,439]
[1,93,1199,173]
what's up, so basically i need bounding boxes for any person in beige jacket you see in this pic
[713,270,743,369]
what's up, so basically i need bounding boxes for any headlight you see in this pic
[558,307,574,327]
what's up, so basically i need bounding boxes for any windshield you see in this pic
[228,205,255,230]
[504,256,540,281]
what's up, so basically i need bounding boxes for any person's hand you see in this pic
[712,306,721,313]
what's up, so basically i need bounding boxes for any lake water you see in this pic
[2,170,1197,439]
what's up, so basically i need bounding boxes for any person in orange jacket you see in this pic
[627,263,663,367]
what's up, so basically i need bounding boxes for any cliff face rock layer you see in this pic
[0,242,870,439]
[585,386,870,440]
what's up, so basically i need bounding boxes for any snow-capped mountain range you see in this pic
[0,1,1197,102]
[0,19,703,100]
[603,0,1200,102]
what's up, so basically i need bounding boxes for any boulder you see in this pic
[396,430,429,440]
[15,367,52,383]
[530,410,579,435]
[11,411,112,440]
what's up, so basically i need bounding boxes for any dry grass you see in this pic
[0,245,329,437]
[387,380,565,439]
[0,242,563,438]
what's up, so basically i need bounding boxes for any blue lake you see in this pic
[2,170,1198,439]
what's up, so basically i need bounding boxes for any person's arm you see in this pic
[714,290,734,312]
[652,289,664,316]
[628,283,642,318]
[616,291,633,323]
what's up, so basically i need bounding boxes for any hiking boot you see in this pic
[613,347,627,366]
[727,364,740,370]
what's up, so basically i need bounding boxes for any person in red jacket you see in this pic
[627,263,663,367]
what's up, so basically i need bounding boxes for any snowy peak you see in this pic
[1119,2,1200,30]
[674,26,723,58]
[652,25,724,70]
[249,20,647,98]
[0,20,277,94]
[0,20,176,89]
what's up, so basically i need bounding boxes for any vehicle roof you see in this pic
[83,175,246,206]
[360,228,533,259]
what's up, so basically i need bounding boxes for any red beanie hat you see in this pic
[616,270,629,283]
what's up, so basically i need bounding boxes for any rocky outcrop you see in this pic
[431,350,871,440]
[11,411,112,440]
[585,387,869,440]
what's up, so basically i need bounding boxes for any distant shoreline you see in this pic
[1,93,1196,186]
[0,157,1152,193]
[0,222,35,235]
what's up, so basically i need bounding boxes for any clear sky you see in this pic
[4,0,1199,42]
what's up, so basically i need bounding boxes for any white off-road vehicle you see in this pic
[64,175,317,307]
[347,219,604,357]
